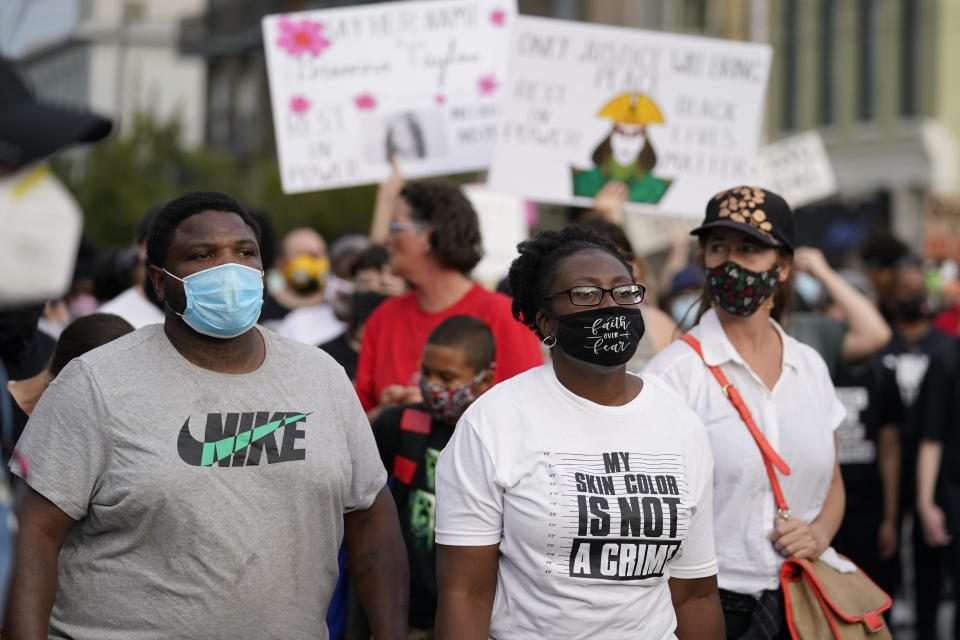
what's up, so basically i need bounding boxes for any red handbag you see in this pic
[681,334,892,639]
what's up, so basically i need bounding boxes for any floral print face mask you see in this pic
[706,260,780,317]
[419,371,488,426]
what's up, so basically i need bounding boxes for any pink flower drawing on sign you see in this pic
[276,16,330,57]
[355,93,377,110]
[478,74,499,95]
[290,95,311,114]
[435,94,446,105]
[490,9,507,26]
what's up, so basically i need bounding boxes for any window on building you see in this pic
[516,0,554,17]
[682,0,707,33]
[858,0,876,121]
[233,64,259,154]
[783,0,798,131]
[208,63,232,148]
[900,0,918,116]
[819,0,835,125]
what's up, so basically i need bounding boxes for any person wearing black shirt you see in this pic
[879,257,951,638]
[831,357,904,594]
[915,339,960,640]
[371,316,495,637]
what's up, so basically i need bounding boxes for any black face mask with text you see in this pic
[541,306,645,367]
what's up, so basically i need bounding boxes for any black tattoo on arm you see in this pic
[351,548,381,584]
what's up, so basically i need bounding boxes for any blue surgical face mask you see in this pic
[163,263,264,338]
[794,271,824,307]
[669,293,702,329]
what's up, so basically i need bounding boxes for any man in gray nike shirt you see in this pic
[6,191,408,639]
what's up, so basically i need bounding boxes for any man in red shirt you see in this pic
[356,179,542,417]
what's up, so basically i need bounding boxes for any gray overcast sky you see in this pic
[0,0,78,58]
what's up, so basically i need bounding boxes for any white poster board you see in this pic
[752,131,838,208]
[262,0,517,194]
[488,16,772,217]
[621,212,697,257]
[463,184,529,287]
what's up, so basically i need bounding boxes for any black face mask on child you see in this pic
[541,306,645,367]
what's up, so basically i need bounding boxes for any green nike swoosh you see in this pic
[200,413,308,466]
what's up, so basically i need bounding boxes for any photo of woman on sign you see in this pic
[385,112,428,161]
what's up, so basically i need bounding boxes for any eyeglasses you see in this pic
[388,221,428,232]
[545,283,646,307]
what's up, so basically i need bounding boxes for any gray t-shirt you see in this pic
[13,324,386,640]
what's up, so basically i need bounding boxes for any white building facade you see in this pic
[15,0,207,149]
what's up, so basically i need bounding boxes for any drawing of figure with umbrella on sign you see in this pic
[572,93,672,205]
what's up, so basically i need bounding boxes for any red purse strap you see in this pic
[680,334,792,518]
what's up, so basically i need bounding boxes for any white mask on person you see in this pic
[0,164,82,306]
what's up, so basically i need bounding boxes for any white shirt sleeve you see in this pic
[11,360,111,520]
[667,427,718,579]
[435,416,503,546]
[643,343,699,407]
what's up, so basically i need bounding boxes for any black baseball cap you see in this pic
[0,58,112,166]
[690,186,795,251]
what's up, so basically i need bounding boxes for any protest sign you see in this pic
[752,131,838,208]
[263,0,516,194]
[621,213,696,257]
[487,16,772,217]
[462,184,530,287]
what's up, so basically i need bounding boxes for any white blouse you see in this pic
[644,309,844,596]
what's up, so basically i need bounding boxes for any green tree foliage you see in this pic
[51,113,377,253]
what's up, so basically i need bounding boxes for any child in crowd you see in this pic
[370,315,496,639]
[8,313,133,419]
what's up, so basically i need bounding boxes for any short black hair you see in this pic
[48,313,134,376]
[508,227,633,338]
[400,180,482,273]
[350,244,389,277]
[425,315,496,373]
[145,191,261,269]
[860,229,908,269]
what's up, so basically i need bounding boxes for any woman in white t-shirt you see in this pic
[434,227,724,640]
[644,186,846,639]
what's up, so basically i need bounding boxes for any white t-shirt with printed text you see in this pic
[436,365,717,640]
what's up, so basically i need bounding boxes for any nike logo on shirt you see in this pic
[177,411,309,467]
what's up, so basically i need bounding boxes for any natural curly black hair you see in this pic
[400,179,482,273]
[146,191,261,269]
[508,227,634,338]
